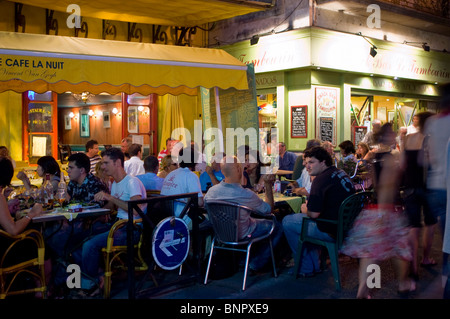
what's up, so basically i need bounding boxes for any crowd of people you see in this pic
[0,84,449,299]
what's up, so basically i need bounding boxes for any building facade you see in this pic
[209,0,450,151]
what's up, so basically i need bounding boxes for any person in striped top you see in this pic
[86,139,101,175]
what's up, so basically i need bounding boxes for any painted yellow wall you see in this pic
[0,91,22,162]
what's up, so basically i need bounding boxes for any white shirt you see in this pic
[296,167,312,194]
[124,156,145,177]
[111,175,147,220]
[160,167,203,226]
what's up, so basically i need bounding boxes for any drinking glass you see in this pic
[56,190,67,211]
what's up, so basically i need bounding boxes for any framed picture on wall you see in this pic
[80,110,90,138]
[64,115,71,130]
[128,106,138,133]
[315,87,337,146]
[103,111,111,128]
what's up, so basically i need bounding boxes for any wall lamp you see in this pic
[403,41,430,51]
[357,32,377,57]
[250,30,276,46]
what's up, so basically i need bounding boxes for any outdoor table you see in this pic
[258,192,304,214]
[31,207,111,223]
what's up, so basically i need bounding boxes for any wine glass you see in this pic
[56,189,67,211]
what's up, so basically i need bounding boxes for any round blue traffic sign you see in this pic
[152,217,190,270]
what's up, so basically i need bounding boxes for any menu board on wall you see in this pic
[352,126,367,146]
[319,117,334,143]
[291,105,307,138]
[315,87,337,145]
[201,64,260,156]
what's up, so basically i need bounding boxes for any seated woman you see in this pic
[356,142,370,160]
[17,156,61,194]
[0,146,16,169]
[0,157,43,236]
[239,146,264,191]
[337,140,357,176]
[157,155,178,179]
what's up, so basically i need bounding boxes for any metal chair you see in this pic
[204,200,278,291]
[293,191,373,291]
[0,229,47,299]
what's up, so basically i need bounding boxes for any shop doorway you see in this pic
[350,94,423,146]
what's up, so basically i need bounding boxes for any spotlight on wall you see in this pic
[403,41,430,52]
[88,109,94,117]
[250,35,259,45]
[112,107,119,115]
[357,32,378,58]
[370,46,378,57]
[69,112,74,118]
[422,43,430,51]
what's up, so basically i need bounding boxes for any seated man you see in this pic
[204,155,283,273]
[44,152,111,289]
[74,147,147,296]
[85,139,101,175]
[277,142,297,179]
[124,143,145,177]
[66,152,110,205]
[199,152,225,193]
[136,155,164,191]
[282,146,355,276]
[287,140,321,197]
[288,157,312,197]
[160,145,204,229]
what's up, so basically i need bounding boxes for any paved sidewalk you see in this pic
[110,233,445,300]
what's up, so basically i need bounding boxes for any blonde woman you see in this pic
[158,155,178,178]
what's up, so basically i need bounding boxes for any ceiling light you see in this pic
[73,91,94,104]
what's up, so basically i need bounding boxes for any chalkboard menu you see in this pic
[28,103,53,133]
[319,117,334,143]
[291,105,307,138]
[352,126,367,145]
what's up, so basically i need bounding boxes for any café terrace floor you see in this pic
[106,231,445,301]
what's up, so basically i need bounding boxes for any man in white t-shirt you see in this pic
[75,147,147,296]
[161,145,204,228]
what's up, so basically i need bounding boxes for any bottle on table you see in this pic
[273,180,281,195]
[40,173,54,209]
[57,171,68,207]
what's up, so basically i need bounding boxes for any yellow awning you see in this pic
[9,0,270,27]
[0,31,249,95]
